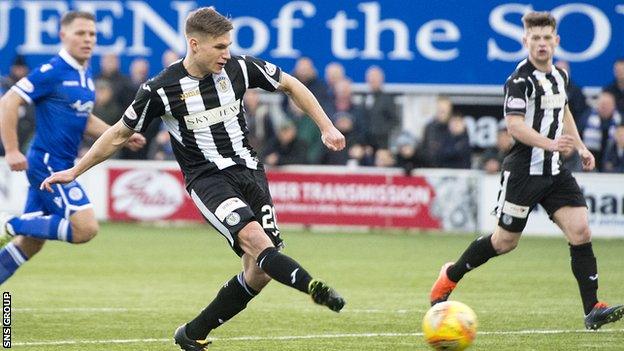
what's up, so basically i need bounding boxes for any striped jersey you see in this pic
[503,58,569,176]
[122,55,281,186]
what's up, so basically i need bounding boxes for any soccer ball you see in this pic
[422,301,478,351]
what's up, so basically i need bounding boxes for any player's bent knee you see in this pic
[569,224,591,245]
[71,221,99,243]
[238,222,274,258]
[492,228,520,254]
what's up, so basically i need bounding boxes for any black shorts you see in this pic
[188,165,283,257]
[493,168,587,232]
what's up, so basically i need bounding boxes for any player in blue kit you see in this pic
[0,11,145,284]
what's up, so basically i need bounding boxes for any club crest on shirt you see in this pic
[68,187,84,201]
[216,76,230,93]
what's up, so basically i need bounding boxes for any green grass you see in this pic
[3,223,624,350]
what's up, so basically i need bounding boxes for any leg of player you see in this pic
[553,206,624,330]
[0,208,97,245]
[0,236,45,284]
[181,254,269,343]
[430,226,520,305]
[239,221,345,312]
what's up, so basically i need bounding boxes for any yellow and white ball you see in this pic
[422,301,478,351]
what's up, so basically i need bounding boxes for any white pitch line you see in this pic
[12,329,624,347]
[13,307,421,314]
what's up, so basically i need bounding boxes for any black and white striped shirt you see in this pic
[503,59,569,176]
[123,55,282,185]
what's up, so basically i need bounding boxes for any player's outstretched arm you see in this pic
[40,120,134,192]
[277,72,345,151]
[506,114,575,154]
[0,90,28,171]
[85,113,146,151]
[562,106,594,171]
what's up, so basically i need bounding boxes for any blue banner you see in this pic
[0,0,621,87]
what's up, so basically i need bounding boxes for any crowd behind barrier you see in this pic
[1,53,623,174]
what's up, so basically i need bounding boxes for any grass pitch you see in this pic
[4,222,624,350]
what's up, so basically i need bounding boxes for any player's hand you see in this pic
[321,126,346,151]
[5,150,28,171]
[579,148,595,171]
[40,169,77,192]
[126,133,147,151]
[549,135,575,153]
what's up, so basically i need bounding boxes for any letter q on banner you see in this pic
[110,169,184,220]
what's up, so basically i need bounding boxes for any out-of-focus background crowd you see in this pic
[2,52,623,174]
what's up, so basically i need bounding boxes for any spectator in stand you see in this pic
[441,112,472,169]
[324,62,346,101]
[243,89,279,155]
[79,79,123,157]
[119,57,158,160]
[602,122,624,173]
[320,78,370,165]
[97,53,133,108]
[147,124,176,161]
[419,96,453,167]
[92,79,122,126]
[162,49,181,68]
[555,60,589,130]
[262,119,308,166]
[129,58,150,90]
[286,98,323,164]
[0,55,35,154]
[289,57,333,116]
[362,66,399,150]
[394,131,423,175]
[1,55,29,88]
[582,91,621,171]
[603,58,624,114]
[374,148,395,168]
[481,122,514,174]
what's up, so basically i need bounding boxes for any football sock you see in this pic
[0,242,27,284]
[569,242,599,315]
[7,215,73,242]
[447,234,498,283]
[256,247,312,294]
[186,272,258,340]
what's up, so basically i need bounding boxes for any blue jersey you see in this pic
[11,49,95,161]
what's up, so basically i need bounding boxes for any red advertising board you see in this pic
[267,172,441,229]
[108,167,442,229]
[108,168,201,221]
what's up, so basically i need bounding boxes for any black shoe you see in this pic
[584,302,624,330]
[174,324,211,350]
[308,279,346,312]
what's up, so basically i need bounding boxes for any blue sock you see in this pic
[0,242,28,284]
[7,215,73,242]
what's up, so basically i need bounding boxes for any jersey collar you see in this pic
[59,48,87,71]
